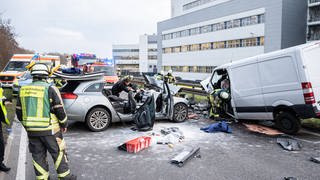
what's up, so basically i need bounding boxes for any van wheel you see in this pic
[275,111,301,134]
[173,103,188,123]
[86,108,111,132]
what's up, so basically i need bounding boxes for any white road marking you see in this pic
[15,127,27,180]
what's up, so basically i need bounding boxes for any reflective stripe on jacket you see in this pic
[0,88,10,125]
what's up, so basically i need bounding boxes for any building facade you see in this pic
[158,0,307,80]
[113,34,158,75]
[307,0,320,41]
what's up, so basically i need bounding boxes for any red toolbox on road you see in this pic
[126,136,151,153]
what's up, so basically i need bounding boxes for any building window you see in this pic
[148,48,157,52]
[171,66,178,71]
[213,41,225,49]
[190,44,200,51]
[173,32,181,38]
[190,27,200,35]
[163,34,172,40]
[164,66,171,71]
[182,66,188,72]
[226,40,241,48]
[164,48,172,54]
[233,19,241,28]
[181,45,189,52]
[241,17,251,26]
[200,43,211,50]
[163,36,264,53]
[258,14,265,23]
[259,37,265,46]
[206,66,213,73]
[200,25,212,33]
[181,29,190,37]
[113,49,139,53]
[162,13,265,40]
[251,15,258,25]
[216,23,225,30]
[173,47,181,53]
[148,55,157,60]
[225,21,233,29]
[242,38,258,47]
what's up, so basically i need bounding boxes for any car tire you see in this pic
[275,111,301,134]
[86,107,111,132]
[173,103,188,123]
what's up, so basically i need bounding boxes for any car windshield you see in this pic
[4,61,29,72]
[22,72,32,79]
[93,66,115,76]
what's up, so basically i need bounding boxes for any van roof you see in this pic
[216,41,320,69]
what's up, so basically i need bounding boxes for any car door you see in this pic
[209,69,236,117]
[163,81,174,120]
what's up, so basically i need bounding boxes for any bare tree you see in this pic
[0,15,34,70]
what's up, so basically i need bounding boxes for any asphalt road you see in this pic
[2,118,320,180]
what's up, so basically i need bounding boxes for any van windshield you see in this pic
[93,66,115,76]
[4,61,29,72]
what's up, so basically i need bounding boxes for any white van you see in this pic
[203,42,320,134]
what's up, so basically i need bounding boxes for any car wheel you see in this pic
[173,103,188,123]
[275,111,301,134]
[86,107,111,132]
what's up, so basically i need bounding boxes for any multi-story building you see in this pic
[307,0,320,41]
[113,34,158,75]
[158,0,307,80]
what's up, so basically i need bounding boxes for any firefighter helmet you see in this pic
[30,63,50,77]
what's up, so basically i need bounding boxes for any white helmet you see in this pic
[220,91,230,100]
[30,63,50,77]
[168,69,173,74]
[160,70,164,75]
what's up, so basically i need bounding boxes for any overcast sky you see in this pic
[0,0,171,58]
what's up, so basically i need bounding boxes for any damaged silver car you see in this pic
[57,73,189,132]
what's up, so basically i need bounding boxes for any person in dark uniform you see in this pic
[0,84,10,172]
[111,75,137,97]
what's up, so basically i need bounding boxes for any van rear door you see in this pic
[302,44,320,107]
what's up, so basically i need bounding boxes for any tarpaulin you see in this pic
[200,121,232,133]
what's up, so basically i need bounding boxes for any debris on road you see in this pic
[243,123,283,136]
[188,113,199,119]
[156,127,185,145]
[277,136,302,151]
[310,157,320,164]
[170,147,201,167]
[200,121,232,133]
[283,177,297,180]
[118,136,151,153]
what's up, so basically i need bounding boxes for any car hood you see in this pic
[200,76,213,93]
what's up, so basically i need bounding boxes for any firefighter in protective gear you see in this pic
[155,70,164,81]
[164,69,176,84]
[0,84,10,172]
[209,77,230,119]
[16,63,76,180]
[111,75,137,97]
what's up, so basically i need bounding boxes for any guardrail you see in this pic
[132,77,208,96]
